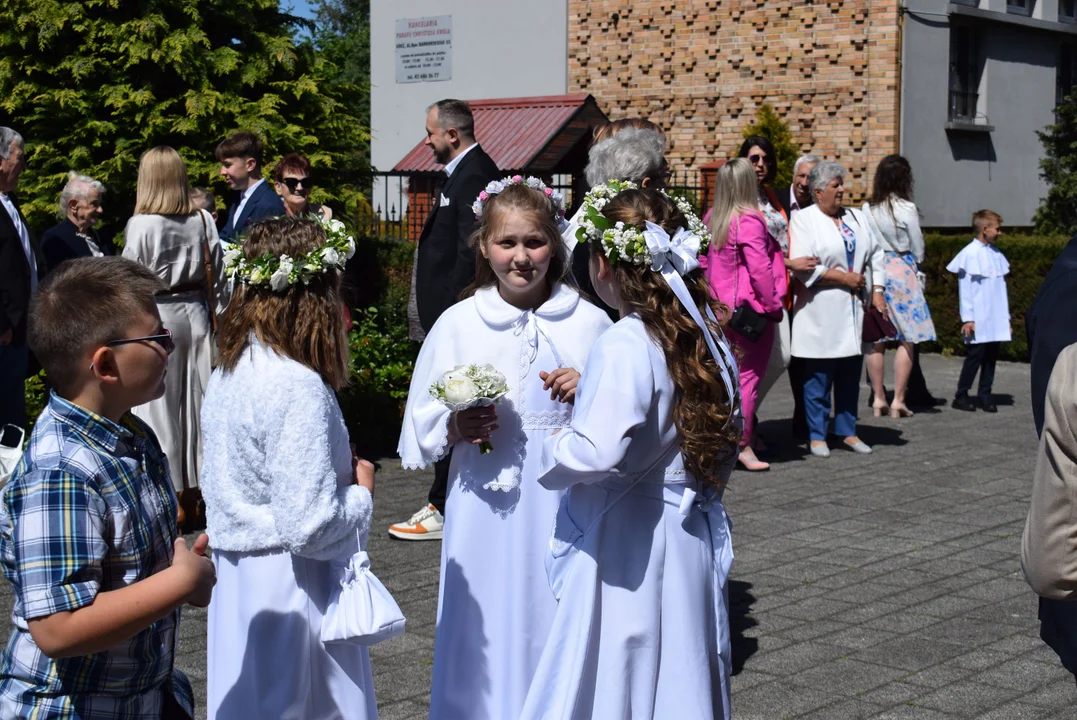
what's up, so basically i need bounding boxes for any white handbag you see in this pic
[320,532,406,646]
[0,425,25,490]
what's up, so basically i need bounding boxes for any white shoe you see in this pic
[809,443,831,458]
[844,439,873,454]
[388,503,444,540]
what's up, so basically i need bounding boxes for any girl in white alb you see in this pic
[200,218,379,720]
[520,184,741,720]
[399,178,611,719]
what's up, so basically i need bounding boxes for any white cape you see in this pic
[398,283,612,719]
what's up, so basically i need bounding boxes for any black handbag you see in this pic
[726,216,771,343]
[728,304,769,343]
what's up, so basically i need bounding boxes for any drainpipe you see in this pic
[897,1,905,154]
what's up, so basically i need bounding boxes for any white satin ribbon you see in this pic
[640,222,742,426]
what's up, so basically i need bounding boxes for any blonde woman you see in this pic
[123,146,223,526]
[701,158,786,471]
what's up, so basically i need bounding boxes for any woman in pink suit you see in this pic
[702,159,786,471]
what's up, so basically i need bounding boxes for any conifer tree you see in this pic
[1034,95,1077,236]
[0,0,368,233]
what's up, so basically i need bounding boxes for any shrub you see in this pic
[336,237,419,458]
[919,234,1068,361]
[741,103,798,189]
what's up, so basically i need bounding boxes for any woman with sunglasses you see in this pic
[122,146,225,529]
[737,136,819,451]
[272,153,331,222]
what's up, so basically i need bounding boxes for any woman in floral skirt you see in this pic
[862,155,936,418]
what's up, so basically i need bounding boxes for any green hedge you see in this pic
[919,234,1068,361]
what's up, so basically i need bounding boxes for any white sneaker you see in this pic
[388,503,444,541]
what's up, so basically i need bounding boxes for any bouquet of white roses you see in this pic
[430,364,509,454]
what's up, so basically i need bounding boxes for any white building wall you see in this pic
[370,0,569,174]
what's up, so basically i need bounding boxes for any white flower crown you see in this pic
[223,215,357,292]
[574,180,710,266]
[472,175,567,223]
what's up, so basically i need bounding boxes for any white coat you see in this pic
[789,204,886,359]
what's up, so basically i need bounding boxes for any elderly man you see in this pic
[777,154,820,216]
[391,99,500,542]
[40,172,113,273]
[0,127,42,429]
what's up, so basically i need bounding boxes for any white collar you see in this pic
[473,282,580,327]
[242,178,265,200]
[789,187,801,212]
[444,143,480,177]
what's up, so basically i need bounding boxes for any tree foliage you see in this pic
[1034,95,1077,236]
[742,103,798,189]
[0,0,369,234]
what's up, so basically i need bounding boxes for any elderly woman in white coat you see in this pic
[789,162,886,458]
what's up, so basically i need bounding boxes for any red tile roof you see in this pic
[393,94,606,174]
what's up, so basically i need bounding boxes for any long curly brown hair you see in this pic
[216,217,350,390]
[598,189,740,487]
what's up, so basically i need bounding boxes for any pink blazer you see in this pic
[700,210,786,320]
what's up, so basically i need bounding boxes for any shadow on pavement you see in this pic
[729,579,758,675]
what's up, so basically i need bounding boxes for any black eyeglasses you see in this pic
[282,177,312,192]
[89,329,175,371]
[748,154,769,165]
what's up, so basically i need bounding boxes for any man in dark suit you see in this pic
[40,172,114,274]
[216,132,285,242]
[390,99,500,541]
[0,127,43,428]
[774,155,818,440]
[1026,233,1077,682]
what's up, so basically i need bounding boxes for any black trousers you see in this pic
[956,341,1000,399]
[788,356,808,440]
[428,451,451,514]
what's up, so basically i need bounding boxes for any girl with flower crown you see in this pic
[519,187,741,720]
[397,177,612,719]
[199,217,378,719]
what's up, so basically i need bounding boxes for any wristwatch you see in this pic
[872,287,885,293]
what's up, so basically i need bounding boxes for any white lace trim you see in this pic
[401,417,451,471]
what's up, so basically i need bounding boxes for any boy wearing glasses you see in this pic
[0,257,216,719]
[216,131,285,242]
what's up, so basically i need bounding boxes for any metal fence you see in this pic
[356,169,710,242]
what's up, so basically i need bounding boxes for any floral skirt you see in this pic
[881,252,936,343]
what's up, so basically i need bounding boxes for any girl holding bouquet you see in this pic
[520,187,741,720]
[398,178,612,719]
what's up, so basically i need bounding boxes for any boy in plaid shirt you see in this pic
[0,257,216,719]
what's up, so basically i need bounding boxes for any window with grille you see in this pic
[1061,0,1076,22]
[1007,0,1033,16]
[949,26,980,122]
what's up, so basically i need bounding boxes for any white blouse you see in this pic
[199,338,372,560]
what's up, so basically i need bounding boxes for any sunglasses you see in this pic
[282,177,312,192]
[89,329,175,371]
[748,154,770,165]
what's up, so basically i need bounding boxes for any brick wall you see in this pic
[567,0,903,200]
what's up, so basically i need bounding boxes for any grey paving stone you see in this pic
[912,680,1024,716]
[2,352,1053,719]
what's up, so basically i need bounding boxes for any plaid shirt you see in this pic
[0,393,193,719]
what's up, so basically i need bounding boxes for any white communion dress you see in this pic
[398,283,612,720]
[200,338,378,720]
[519,314,740,720]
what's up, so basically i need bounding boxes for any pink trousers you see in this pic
[727,321,776,448]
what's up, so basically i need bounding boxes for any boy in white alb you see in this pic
[947,209,1010,413]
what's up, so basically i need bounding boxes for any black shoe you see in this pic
[980,398,998,413]
[951,395,977,412]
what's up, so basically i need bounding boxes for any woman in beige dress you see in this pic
[123,146,223,527]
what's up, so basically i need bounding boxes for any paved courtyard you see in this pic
[4,354,1071,719]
